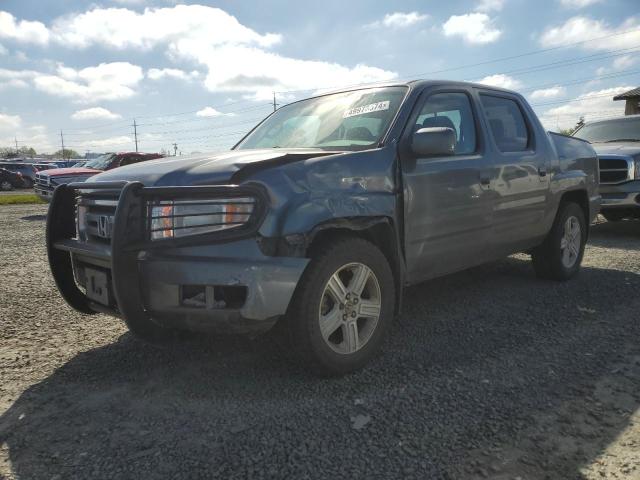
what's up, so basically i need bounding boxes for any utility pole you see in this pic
[133,118,139,153]
[172,142,178,156]
[14,137,18,156]
[272,91,279,112]
[60,130,65,159]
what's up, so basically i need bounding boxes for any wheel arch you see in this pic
[559,189,590,236]
[305,216,404,316]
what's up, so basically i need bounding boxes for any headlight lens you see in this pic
[149,197,255,240]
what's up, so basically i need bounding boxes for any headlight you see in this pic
[149,197,255,240]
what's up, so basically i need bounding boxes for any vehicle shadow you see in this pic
[588,219,640,251]
[1,258,639,479]
[19,214,47,222]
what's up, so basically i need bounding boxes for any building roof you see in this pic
[613,87,640,100]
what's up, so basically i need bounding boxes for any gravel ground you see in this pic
[0,204,639,480]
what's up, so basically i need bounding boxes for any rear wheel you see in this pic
[531,202,586,281]
[286,237,395,376]
[1,180,14,191]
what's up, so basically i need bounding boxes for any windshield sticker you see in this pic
[343,101,390,118]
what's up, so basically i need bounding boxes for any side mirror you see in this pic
[411,127,456,157]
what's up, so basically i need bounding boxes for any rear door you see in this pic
[401,87,494,283]
[477,92,550,255]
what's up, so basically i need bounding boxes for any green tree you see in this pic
[18,146,36,158]
[54,148,80,159]
[557,116,585,136]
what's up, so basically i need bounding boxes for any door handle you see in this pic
[538,166,547,177]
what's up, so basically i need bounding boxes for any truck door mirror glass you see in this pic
[411,127,456,157]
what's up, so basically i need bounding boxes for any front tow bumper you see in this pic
[34,185,54,202]
[600,180,640,217]
[46,181,309,334]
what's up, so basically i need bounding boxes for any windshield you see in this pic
[236,87,408,151]
[573,118,640,143]
[84,153,116,170]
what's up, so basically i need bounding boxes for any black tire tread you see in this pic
[285,236,395,376]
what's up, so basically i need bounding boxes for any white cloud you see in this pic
[196,107,235,118]
[476,74,522,89]
[559,0,602,8]
[476,0,505,12]
[71,107,122,121]
[0,68,38,80]
[612,55,636,70]
[0,43,7,55]
[34,62,144,103]
[0,113,21,132]
[367,12,429,29]
[443,13,502,44]
[537,86,630,130]
[529,86,566,100]
[0,79,28,90]
[171,43,396,99]
[0,11,49,45]
[73,135,133,149]
[1,6,396,99]
[49,5,281,50]
[147,68,199,81]
[540,16,640,51]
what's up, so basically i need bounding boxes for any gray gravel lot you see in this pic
[1,203,639,479]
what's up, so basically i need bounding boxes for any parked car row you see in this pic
[34,152,164,201]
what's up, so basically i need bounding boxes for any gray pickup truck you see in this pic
[47,80,600,375]
[572,115,640,221]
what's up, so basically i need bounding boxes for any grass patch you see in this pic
[0,194,47,205]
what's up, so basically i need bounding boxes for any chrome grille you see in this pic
[77,195,119,243]
[598,156,633,184]
[35,173,50,187]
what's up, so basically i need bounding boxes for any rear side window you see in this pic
[480,95,530,152]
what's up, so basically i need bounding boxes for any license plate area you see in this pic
[85,267,110,305]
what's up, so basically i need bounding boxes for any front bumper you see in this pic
[47,181,309,334]
[34,185,54,202]
[600,180,640,211]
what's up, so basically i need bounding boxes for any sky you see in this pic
[0,0,639,155]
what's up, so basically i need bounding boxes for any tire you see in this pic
[602,211,625,222]
[1,181,14,191]
[531,202,586,281]
[285,236,395,376]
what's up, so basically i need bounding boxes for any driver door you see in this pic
[401,88,494,283]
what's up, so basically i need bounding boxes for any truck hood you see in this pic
[40,167,102,177]
[89,149,340,186]
[591,142,640,156]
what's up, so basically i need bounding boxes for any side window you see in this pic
[119,155,141,167]
[415,92,477,155]
[480,95,530,152]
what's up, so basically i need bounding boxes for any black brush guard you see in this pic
[46,180,267,321]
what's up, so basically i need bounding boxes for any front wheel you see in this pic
[1,180,14,191]
[285,237,395,376]
[531,202,586,281]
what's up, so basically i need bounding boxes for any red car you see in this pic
[34,152,163,201]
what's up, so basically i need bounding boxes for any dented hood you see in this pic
[89,148,339,186]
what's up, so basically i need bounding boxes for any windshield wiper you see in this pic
[603,138,640,143]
